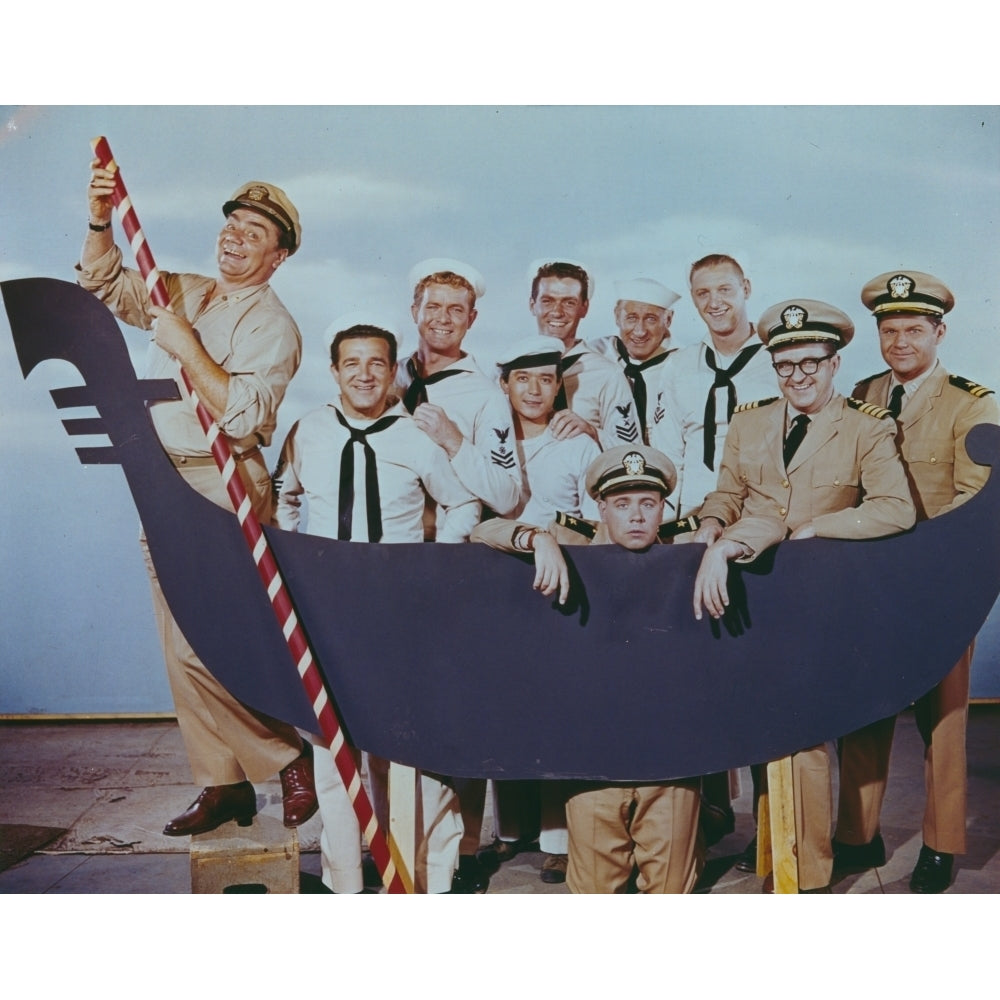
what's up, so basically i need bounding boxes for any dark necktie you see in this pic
[703,342,763,470]
[554,351,584,412]
[614,339,672,439]
[888,384,905,419]
[334,408,401,542]
[783,414,810,468]
[402,358,465,414]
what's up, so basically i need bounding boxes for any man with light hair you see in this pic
[591,277,681,444]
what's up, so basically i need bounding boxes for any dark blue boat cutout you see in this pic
[5,276,999,781]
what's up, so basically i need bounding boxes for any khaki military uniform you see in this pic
[836,366,999,855]
[471,513,703,893]
[699,392,916,889]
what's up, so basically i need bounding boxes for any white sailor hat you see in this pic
[585,444,677,500]
[527,257,595,299]
[408,258,486,299]
[613,278,680,310]
[861,270,954,318]
[758,299,855,351]
[495,335,565,375]
[325,310,401,349]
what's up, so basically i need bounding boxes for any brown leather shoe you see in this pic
[163,782,257,836]
[280,741,318,828]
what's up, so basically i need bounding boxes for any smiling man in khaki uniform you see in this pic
[692,298,916,892]
[834,270,999,893]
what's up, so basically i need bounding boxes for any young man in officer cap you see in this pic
[528,259,639,449]
[692,298,916,892]
[272,319,481,893]
[78,166,319,838]
[473,445,704,892]
[834,270,999,893]
[591,277,681,445]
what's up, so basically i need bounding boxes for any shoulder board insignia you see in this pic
[555,511,597,538]
[949,374,995,398]
[847,398,893,419]
[854,369,891,387]
[658,514,700,541]
[734,397,779,413]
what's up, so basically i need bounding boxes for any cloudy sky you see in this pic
[0,102,998,718]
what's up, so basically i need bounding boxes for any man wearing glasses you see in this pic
[691,298,915,892]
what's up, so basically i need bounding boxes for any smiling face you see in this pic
[597,488,666,550]
[530,276,590,346]
[615,299,672,360]
[501,365,560,431]
[771,343,840,415]
[877,314,946,382]
[411,282,477,357]
[689,263,751,345]
[331,336,396,419]
[216,207,288,288]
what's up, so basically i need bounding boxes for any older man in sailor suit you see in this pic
[273,320,480,893]
[692,298,916,892]
[591,277,681,445]
[528,259,639,450]
[834,270,999,893]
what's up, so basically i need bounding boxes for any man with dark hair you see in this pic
[692,298,915,892]
[834,270,999,893]
[529,259,638,450]
[78,163,317,838]
[472,445,704,893]
[273,321,480,893]
[591,277,680,445]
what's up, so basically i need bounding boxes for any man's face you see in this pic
[690,264,751,339]
[597,489,666,550]
[530,276,590,346]
[615,299,672,360]
[771,343,840,415]
[877,314,945,383]
[331,337,396,419]
[411,282,477,355]
[216,208,287,286]
[501,365,560,423]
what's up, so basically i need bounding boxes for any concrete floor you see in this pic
[2,706,999,893]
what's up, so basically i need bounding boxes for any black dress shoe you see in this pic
[450,854,490,894]
[280,741,319,828]
[734,836,758,873]
[700,798,736,847]
[163,782,257,836]
[476,837,531,875]
[909,844,954,893]
[832,833,886,871]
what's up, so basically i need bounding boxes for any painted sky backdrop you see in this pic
[2,105,999,713]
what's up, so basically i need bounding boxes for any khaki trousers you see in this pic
[836,644,972,855]
[142,455,302,787]
[565,779,703,893]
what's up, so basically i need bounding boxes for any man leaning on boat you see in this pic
[76,164,318,838]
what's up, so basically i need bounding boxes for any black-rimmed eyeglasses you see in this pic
[772,355,834,378]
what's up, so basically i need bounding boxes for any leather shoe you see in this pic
[734,836,758,873]
[909,844,954,893]
[699,798,736,847]
[540,853,568,884]
[450,854,490,894]
[280,741,319,828]
[476,837,532,875]
[163,781,257,836]
[832,833,886,871]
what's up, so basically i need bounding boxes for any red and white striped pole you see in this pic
[91,137,410,893]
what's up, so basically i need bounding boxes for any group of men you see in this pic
[78,162,997,894]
